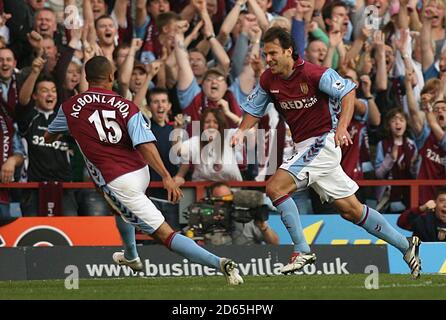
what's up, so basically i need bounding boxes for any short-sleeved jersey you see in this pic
[48,87,156,185]
[415,123,446,204]
[241,57,356,143]
[18,105,72,182]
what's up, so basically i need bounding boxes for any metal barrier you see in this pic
[0,179,445,209]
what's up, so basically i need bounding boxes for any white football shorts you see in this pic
[102,165,165,234]
[280,132,358,203]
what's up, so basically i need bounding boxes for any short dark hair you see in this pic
[155,12,179,32]
[262,26,297,58]
[95,15,114,28]
[383,108,410,138]
[436,187,446,198]
[433,100,446,110]
[0,47,16,60]
[189,48,206,59]
[34,74,56,93]
[263,27,294,50]
[85,56,113,83]
[421,78,442,96]
[322,0,349,21]
[199,108,228,152]
[113,42,130,61]
[147,87,170,104]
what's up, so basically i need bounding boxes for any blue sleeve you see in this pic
[177,77,201,110]
[127,112,157,148]
[422,63,439,82]
[140,51,156,65]
[318,68,357,100]
[12,131,25,155]
[272,0,287,13]
[441,132,446,150]
[354,99,368,122]
[230,33,249,79]
[135,16,150,39]
[291,18,306,58]
[240,83,272,118]
[48,106,69,133]
[374,141,384,168]
[414,122,430,150]
[229,78,248,106]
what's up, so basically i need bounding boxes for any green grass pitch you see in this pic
[1,274,446,300]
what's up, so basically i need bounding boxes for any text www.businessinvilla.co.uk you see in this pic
[84,258,350,277]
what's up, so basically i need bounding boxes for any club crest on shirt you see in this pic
[300,83,309,95]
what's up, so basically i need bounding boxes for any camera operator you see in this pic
[397,188,446,242]
[210,182,279,245]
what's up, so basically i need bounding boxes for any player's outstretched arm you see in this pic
[137,142,184,203]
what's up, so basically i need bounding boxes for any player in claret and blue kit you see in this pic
[45,56,243,285]
[231,27,421,279]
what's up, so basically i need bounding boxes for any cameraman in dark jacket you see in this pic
[397,188,446,242]
[210,182,279,245]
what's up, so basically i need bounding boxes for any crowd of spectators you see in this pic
[0,0,444,224]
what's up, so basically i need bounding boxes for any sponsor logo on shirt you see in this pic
[279,96,318,110]
[270,89,280,94]
[333,80,345,91]
[426,148,443,165]
[247,91,258,102]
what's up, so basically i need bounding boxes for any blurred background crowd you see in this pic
[0,0,444,240]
